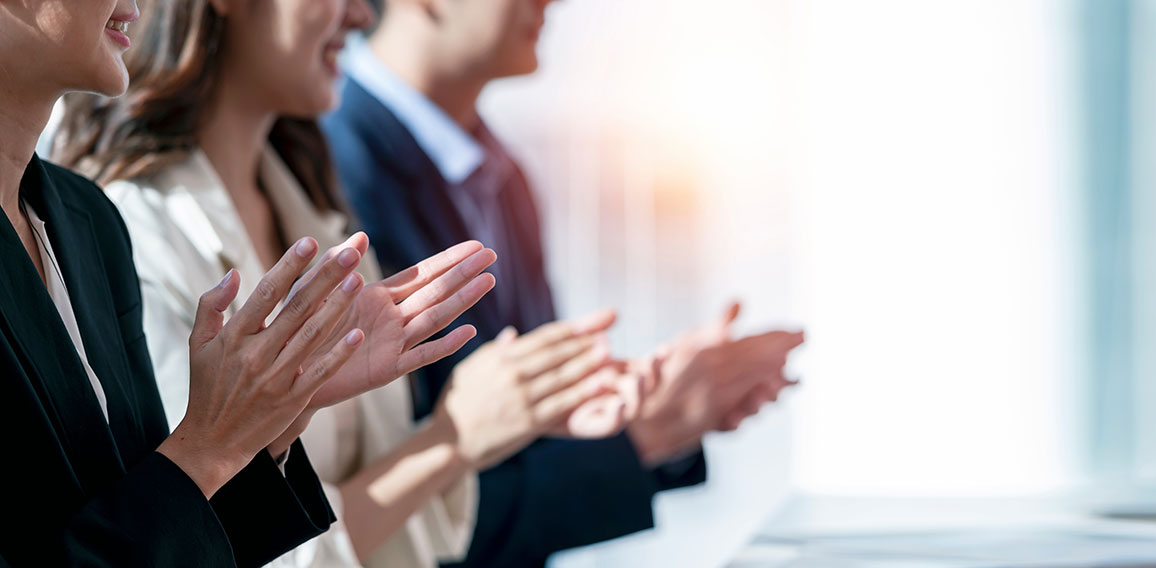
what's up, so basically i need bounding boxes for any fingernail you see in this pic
[338,248,359,268]
[342,273,362,293]
[216,269,235,288]
[345,329,365,346]
[295,238,317,258]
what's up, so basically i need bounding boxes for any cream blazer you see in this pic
[105,148,477,568]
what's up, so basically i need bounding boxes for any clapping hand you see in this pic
[291,235,498,410]
[627,303,805,465]
[161,237,366,497]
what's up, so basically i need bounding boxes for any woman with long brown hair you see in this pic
[55,0,644,566]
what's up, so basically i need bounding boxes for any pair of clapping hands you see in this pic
[155,232,804,497]
[438,301,806,472]
[156,234,495,497]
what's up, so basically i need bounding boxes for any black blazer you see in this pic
[0,156,335,567]
[323,78,707,568]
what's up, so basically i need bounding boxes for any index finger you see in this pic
[229,237,319,334]
[383,240,486,300]
[509,309,617,360]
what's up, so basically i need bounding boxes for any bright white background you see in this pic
[480,1,1085,566]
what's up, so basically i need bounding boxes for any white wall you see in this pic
[480,0,1083,566]
[790,0,1082,496]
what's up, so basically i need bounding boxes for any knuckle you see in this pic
[299,319,323,344]
[283,295,311,320]
[310,359,331,380]
[257,374,284,397]
[197,290,215,311]
[222,329,244,350]
[238,350,263,373]
[321,256,348,279]
[254,279,280,305]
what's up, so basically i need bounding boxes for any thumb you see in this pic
[714,301,742,341]
[190,269,240,350]
[720,301,742,327]
[497,326,519,344]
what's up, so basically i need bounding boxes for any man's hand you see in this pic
[627,303,805,466]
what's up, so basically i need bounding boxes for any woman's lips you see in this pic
[105,19,132,48]
[105,7,139,48]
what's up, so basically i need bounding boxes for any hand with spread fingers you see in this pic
[289,235,498,410]
[158,237,366,499]
[626,302,805,465]
[433,310,620,471]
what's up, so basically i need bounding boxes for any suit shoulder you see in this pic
[40,161,124,220]
[40,161,104,200]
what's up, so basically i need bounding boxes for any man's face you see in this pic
[444,0,554,79]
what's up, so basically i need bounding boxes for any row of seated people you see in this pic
[0,0,803,566]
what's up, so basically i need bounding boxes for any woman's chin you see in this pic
[283,92,337,120]
[85,66,130,98]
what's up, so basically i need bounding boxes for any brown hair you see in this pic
[54,0,341,213]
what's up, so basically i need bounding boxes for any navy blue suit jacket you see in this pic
[323,78,707,567]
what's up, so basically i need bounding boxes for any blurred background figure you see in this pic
[380,0,1155,566]
[323,0,803,567]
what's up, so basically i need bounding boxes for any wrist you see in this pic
[267,409,317,459]
[628,415,703,468]
[426,413,474,473]
[158,425,248,499]
[627,417,671,468]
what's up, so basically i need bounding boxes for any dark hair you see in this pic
[54,0,341,213]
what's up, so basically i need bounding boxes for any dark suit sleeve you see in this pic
[453,436,660,566]
[59,452,236,567]
[210,442,336,568]
[53,445,334,568]
[653,451,709,492]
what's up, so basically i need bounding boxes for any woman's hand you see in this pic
[627,303,805,465]
[158,237,366,498]
[287,235,498,410]
[432,310,619,470]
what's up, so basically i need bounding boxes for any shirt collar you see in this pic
[342,35,485,185]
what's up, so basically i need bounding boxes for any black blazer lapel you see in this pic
[37,181,148,460]
[0,158,123,492]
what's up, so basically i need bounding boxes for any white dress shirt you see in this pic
[105,148,477,568]
[22,201,109,420]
